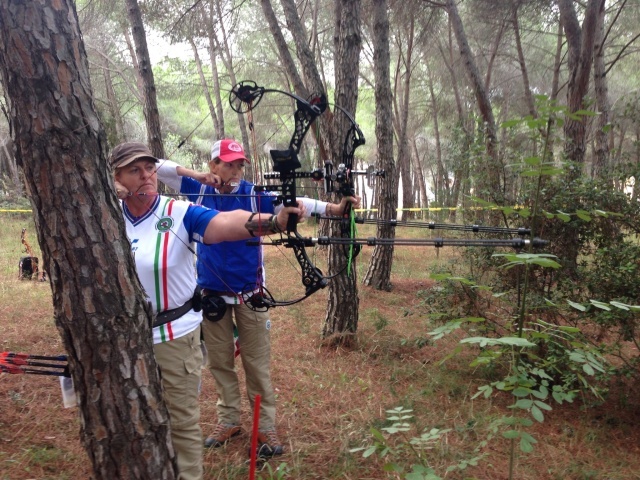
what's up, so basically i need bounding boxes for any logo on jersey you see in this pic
[131,238,139,252]
[156,217,174,232]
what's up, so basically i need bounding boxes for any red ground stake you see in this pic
[249,394,261,480]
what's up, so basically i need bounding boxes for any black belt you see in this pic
[153,300,194,328]
[202,288,237,297]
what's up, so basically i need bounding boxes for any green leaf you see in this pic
[529,258,562,268]
[514,399,533,409]
[583,364,595,375]
[539,167,565,176]
[496,337,536,347]
[532,387,548,400]
[574,109,598,116]
[576,210,592,221]
[524,156,541,166]
[567,300,586,312]
[520,437,534,453]
[531,405,544,422]
[556,211,572,222]
[534,400,552,410]
[512,387,532,397]
[610,301,640,311]
[502,430,520,439]
[589,300,611,311]
[363,446,377,458]
[371,428,386,442]
[558,325,580,333]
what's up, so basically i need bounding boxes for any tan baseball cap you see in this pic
[109,142,159,170]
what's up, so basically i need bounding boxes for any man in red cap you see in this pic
[156,139,359,457]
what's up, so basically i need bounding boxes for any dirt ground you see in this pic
[1,239,639,479]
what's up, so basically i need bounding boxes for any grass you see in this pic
[0,213,639,478]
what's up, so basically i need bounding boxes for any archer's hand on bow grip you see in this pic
[275,201,306,233]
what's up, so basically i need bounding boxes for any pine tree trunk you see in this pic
[125,0,165,159]
[558,0,603,174]
[363,0,396,291]
[592,1,610,178]
[0,1,176,478]
[189,37,220,141]
[446,0,501,203]
[512,2,537,118]
[322,0,362,345]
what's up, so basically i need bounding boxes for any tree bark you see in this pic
[363,0,396,291]
[445,0,501,202]
[411,138,429,214]
[427,66,448,204]
[277,0,332,163]
[592,0,610,178]
[124,0,165,159]
[260,0,310,98]
[322,0,361,345]
[206,0,225,139]
[188,36,220,140]
[211,0,251,153]
[558,0,603,173]
[512,1,537,118]
[102,55,126,142]
[0,1,176,477]
[393,15,415,220]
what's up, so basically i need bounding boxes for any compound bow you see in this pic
[230,80,548,311]
[229,80,331,310]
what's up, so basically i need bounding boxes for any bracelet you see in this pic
[269,214,284,233]
[246,212,259,237]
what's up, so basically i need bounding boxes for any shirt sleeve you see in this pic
[274,197,328,217]
[183,204,219,244]
[156,159,208,203]
[155,160,183,191]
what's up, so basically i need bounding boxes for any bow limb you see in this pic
[230,80,330,309]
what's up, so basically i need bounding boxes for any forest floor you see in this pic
[1,213,639,479]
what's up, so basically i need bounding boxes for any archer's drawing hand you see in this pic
[193,172,224,188]
[115,180,130,199]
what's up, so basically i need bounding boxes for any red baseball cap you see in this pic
[210,139,250,163]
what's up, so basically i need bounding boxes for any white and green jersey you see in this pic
[122,195,218,344]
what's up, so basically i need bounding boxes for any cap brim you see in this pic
[113,154,159,169]
[217,153,250,163]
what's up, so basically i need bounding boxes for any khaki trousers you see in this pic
[154,327,203,480]
[201,304,276,429]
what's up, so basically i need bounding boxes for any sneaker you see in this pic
[204,423,242,448]
[255,428,284,457]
